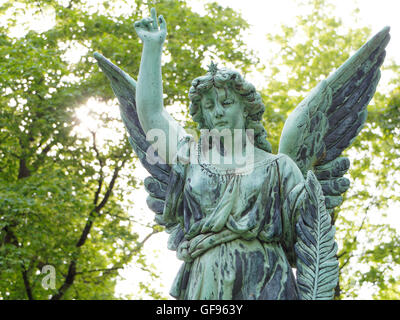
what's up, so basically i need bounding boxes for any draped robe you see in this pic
[158,139,309,300]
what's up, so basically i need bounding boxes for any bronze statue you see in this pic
[94,8,390,300]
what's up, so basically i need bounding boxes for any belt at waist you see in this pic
[176,229,241,263]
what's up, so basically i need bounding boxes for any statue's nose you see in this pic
[214,103,225,118]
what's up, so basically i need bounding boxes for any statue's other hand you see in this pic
[134,7,167,46]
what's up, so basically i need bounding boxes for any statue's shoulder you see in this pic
[254,148,276,161]
[275,152,304,181]
[275,152,297,165]
[250,148,277,168]
[254,149,296,168]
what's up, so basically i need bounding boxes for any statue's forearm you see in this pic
[136,42,164,132]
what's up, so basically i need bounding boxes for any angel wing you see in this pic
[279,27,390,299]
[94,53,185,250]
[279,26,390,213]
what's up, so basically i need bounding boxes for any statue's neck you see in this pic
[200,131,255,168]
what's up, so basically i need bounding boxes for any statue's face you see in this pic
[200,86,246,131]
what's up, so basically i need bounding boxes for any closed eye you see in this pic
[222,99,234,106]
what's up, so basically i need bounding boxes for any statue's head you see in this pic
[188,62,271,152]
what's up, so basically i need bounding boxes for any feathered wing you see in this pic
[94,53,184,249]
[278,27,390,300]
[279,26,390,213]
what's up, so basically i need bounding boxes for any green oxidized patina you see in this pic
[94,8,390,300]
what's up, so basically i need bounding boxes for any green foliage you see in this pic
[0,0,255,299]
[262,0,371,152]
[358,226,400,299]
[262,0,400,299]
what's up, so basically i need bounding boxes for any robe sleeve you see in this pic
[156,134,194,251]
[277,154,308,266]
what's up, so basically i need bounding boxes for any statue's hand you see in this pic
[134,8,167,46]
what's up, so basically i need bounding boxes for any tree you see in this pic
[349,80,400,299]
[260,0,400,299]
[0,0,256,299]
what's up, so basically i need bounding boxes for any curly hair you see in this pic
[188,67,272,153]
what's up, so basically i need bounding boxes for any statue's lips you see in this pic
[215,121,228,126]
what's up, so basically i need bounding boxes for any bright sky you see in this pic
[115,0,400,300]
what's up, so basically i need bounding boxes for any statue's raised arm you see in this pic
[134,8,187,163]
[93,8,188,235]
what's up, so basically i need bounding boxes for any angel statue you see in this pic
[94,8,390,300]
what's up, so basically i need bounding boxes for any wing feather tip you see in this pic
[381,25,390,35]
